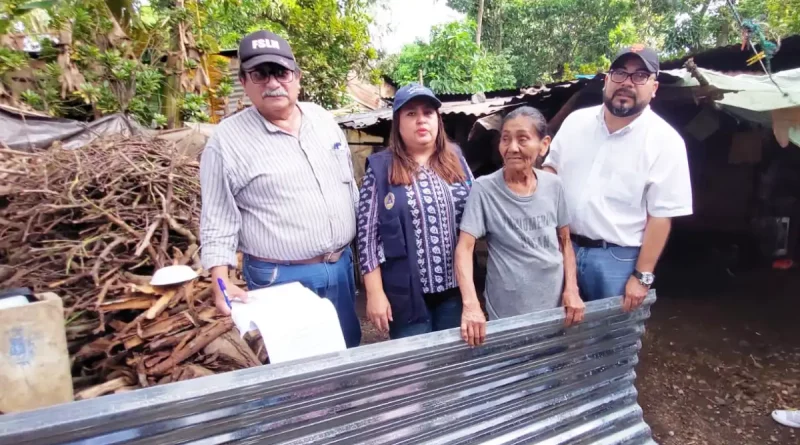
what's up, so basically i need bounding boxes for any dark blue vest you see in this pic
[365,149,470,325]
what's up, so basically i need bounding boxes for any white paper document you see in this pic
[230,282,346,364]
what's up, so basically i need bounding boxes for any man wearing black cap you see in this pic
[543,44,693,311]
[199,30,362,347]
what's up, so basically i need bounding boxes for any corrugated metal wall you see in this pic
[227,73,251,115]
[0,294,656,445]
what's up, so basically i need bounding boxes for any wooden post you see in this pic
[418,69,424,86]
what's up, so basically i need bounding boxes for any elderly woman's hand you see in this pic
[461,303,487,347]
[562,287,585,327]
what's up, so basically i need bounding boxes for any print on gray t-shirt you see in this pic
[460,168,570,319]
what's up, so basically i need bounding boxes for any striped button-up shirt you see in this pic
[199,103,358,270]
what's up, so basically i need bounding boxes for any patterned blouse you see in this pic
[357,162,474,294]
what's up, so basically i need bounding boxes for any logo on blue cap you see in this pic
[393,83,442,114]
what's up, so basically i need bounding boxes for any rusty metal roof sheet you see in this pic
[0,294,657,445]
[335,97,516,129]
[336,80,589,130]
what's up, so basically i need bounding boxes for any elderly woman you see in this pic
[455,106,585,346]
[356,83,473,339]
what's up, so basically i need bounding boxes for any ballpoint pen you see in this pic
[217,278,232,308]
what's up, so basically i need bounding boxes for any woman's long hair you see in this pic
[388,111,466,186]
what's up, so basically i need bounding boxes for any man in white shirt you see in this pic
[543,45,693,311]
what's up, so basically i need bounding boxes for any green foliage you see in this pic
[198,0,378,109]
[20,89,44,109]
[386,20,516,94]
[447,0,797,85]
[283,0,379,108]
[159,0,381,110]
[200,0,288,50]
[659,0,800,57]
[0,0,52,34]
[3,0,378,123]
[0,47,28,76]
[181,92,210,122]
[449,0,637,85]
[3,0,184,126]
[124,66,165,125]
[20,62,64,116]
[216,81,234,98]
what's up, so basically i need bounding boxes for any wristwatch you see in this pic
[632,270,655,287]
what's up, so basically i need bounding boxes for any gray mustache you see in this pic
[262,88,289,98]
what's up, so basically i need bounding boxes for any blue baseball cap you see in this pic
[392,83,442,114]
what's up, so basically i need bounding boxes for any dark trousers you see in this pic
[389,287,463,339]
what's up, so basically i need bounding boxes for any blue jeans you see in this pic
[389,287,462,339]
[242,248,362,348]
[575,244,641,302]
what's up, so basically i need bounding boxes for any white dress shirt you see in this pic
[543,105,693,247]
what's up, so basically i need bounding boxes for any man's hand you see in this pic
[562,287,585,327]
[210,267,248,315]
[623,275,648,312]
[366,290,393,333]
[461,303,487,347]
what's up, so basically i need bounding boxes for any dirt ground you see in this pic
[638,264,800,445]
[356,259,799,444]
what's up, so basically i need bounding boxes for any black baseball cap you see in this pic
[612,44,659,73]
[392,83,442,114]
[238,30,298,72]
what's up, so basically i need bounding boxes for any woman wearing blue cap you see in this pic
[356,83,474,339]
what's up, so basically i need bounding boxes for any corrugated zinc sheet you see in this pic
[227,75,252,115]
[336,98,518,130]
[335,79,589,130]
[0,294,656,445]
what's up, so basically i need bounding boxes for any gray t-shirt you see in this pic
[460,169,569,319]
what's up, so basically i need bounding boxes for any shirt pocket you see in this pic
[378,216,407,258]
[331,149,354,184]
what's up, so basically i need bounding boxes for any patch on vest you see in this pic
[384,192,395,210]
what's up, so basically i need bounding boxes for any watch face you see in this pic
[641,273,655,286]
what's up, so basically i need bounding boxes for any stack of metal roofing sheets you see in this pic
[0,293,656,445]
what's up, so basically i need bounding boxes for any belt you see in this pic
[251,247,346,265]
[570,234,622,249]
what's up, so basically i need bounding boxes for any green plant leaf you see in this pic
[17,0,58,10]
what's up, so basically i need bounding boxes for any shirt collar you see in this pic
[597,104,652,136]
[252,102,309,135]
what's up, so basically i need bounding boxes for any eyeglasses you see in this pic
[608,69,653,85]
[246,66,295,84]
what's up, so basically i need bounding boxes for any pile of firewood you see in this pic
[0,136,264,399]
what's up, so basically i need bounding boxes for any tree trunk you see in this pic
[106,0,133,31]
[716,20,730,47]
[476,0,485,47]
[685,0,715,53]
[164,0,184,129]
[492,0,504,52]
[698,0,712,19]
